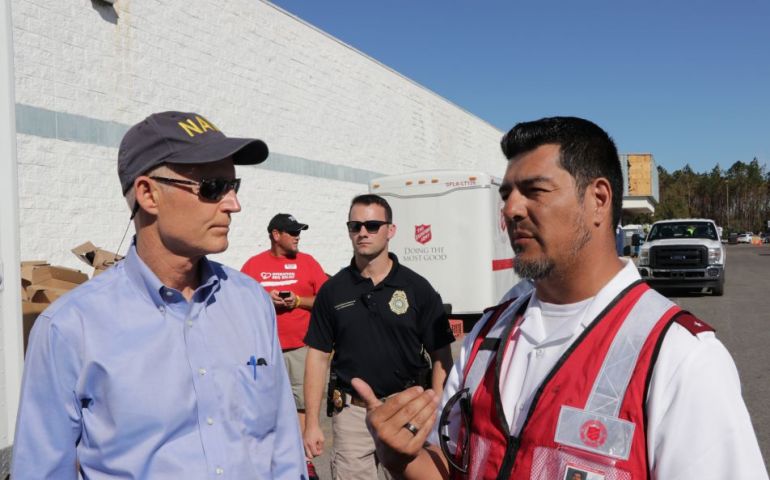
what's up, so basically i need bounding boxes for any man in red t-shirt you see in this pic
[241,213,327,476]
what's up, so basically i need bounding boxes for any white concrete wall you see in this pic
[11,0,504,275]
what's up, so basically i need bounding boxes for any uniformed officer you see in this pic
[302,194,455,480]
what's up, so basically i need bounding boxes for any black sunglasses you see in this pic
[150,176,241,201]
[283,230,302,237]
[346,220,390,234]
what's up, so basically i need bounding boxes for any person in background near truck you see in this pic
[353,117,767,479]
[12,111,307,479]
[241,212,327,479]
[303,194,455,480]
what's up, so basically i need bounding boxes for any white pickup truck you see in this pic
[637,218,726,296]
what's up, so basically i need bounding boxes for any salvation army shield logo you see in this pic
[415,224,432,244]
[579,420,608,448]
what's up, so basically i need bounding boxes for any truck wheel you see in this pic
[713,278,725,296]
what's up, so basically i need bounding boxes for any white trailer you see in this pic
[369,170,516,320]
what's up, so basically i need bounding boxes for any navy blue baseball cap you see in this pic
[118,111,268,193]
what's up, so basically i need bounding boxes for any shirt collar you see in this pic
[580,258,641,329]
[347,252,406,287]
[123,239,221,308]
[520,258,641,344]
[520,295,593,345]
[382,253,406,287]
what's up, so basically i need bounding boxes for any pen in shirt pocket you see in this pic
[246,355,267,380]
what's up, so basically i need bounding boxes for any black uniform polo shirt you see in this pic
[305,253,454,398]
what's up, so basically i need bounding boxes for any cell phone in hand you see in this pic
[278,291,291,299]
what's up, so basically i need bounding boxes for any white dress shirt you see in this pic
[432,259,767,479]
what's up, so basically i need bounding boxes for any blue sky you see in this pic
[271,0,769,174]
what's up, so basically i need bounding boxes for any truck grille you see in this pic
[650,246,708,269]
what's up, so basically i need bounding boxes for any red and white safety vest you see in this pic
[447,281,713,480]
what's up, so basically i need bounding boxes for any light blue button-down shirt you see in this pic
[12,244,307,479]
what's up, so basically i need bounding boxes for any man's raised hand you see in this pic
[351,378,440,475]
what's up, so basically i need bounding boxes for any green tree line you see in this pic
[625,158,770,234]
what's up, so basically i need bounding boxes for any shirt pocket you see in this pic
[231,363,279,436]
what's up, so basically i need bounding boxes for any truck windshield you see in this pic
[647,222,718,241]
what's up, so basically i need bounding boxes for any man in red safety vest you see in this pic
[352,116,767,479]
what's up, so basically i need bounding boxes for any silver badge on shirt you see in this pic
[389,290,409,315]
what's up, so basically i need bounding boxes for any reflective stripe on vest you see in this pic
[553,286,675,459]
[461,288,534,398]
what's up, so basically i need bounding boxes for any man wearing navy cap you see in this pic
[13,111,308,479]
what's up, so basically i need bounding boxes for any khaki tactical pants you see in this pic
[331,402,393,480]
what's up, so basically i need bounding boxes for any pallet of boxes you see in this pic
[20,242,122,354]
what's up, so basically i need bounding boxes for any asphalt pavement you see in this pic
[308,243,770,478]
[660,243,770,473]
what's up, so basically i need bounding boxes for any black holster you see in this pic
[326,372,337,417]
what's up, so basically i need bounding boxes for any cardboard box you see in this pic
[20,263,89,302]
[22,301,49,353]
[28,265,89,286]
[26,286,72,304]
[19,239,121,355]
[20,260,48,291]
[20,262,89,353]
[72,241,123,275]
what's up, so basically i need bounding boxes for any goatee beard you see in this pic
[514,257,554,280]
[513,216,592,280]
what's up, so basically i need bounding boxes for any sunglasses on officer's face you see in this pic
[150,176,241,201]
[346,220,390,234]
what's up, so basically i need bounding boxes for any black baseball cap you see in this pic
[118,111,268,193]
[267,214,309,233]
